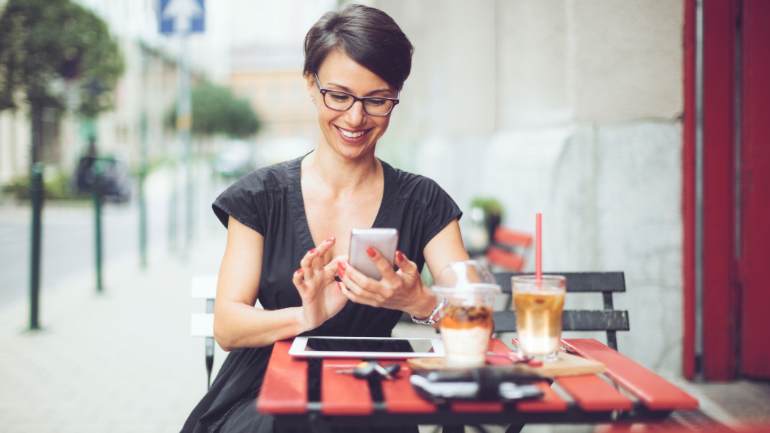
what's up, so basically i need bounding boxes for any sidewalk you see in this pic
[0,229,226,433]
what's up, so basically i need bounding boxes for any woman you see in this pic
[181,4,468,433]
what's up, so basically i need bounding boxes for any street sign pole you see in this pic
[159,0,204,258]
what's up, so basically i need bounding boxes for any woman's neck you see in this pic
[304,145,381,195]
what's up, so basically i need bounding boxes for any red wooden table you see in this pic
[257,338,698,431]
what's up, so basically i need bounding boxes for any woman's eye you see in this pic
[329,92,351,102]
[365,98,387,106]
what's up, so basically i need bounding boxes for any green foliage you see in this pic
[0,0,124,115]
[168,81,261,138]
[2,170,84,201]
[470,196,504,217]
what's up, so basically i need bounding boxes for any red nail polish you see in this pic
[337,262,345,278]
[366,247,376,257]
[396,250,405,262]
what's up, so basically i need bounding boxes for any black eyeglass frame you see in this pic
[313,74,400,117]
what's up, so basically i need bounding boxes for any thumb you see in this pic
[395,250,418,275]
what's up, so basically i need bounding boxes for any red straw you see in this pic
[535,212,542,282]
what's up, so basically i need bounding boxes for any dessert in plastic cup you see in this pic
[512,275,566,362]
[432,260,501,368]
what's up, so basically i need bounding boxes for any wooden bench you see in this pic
[492,271,629,350]
[190,274,218,389]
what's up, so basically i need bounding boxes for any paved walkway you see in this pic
[0,229,226,433]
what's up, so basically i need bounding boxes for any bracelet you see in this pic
[410,297,447,326]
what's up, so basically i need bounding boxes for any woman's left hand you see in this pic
[337,248,434,317]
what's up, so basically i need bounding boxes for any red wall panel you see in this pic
[739,0,770,378]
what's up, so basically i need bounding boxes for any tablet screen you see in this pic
[305,337,432,353]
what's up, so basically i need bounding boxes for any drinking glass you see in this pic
[432,260,500,368]
[512,275,566,361]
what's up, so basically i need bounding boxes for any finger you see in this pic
[318,236,336,262]
[300,248,318,280]
[339,278,381,307]
[292,268,306,292]
[395,250,419,275]
[365,246,398,280]
[340,268,385,305]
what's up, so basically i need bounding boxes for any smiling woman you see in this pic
[181,4,469,433]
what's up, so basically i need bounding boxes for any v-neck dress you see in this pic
[181,155,462,433]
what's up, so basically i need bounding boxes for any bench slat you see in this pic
[555,375,633,412]
[563,339,698,411]
[381,362,438,413]
[495,272,626,293]
[190,313,214,337]
[257,341,308,414]
[494,310,630,333]
[321,359,374,415]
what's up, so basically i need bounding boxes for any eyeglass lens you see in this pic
[323,91,395,116]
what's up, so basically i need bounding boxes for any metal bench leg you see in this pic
[205,336,214,389]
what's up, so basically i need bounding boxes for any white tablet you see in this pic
[289,336,445,359]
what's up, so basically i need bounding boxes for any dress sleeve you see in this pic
[212,174,268,235]
[419,177,463,249]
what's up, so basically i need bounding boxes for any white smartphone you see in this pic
[348,228,398,280]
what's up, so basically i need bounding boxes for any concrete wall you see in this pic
[375,0,684,374]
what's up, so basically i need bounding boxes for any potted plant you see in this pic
[470,196,504,245]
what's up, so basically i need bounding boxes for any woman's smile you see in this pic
[334,125,372,144]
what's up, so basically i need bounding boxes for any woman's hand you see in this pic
[292,237,349,332]
[337,248,436,318]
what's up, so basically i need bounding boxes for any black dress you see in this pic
[181,155,462,433]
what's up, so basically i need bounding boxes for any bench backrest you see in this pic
[492,271,629,350]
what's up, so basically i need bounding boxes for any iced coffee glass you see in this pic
[432,261,500,368]
[512,275,566,361]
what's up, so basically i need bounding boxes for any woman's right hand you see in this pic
[292,237,348,331]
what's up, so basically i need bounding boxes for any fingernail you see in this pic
[309,248,316,254]
[337,262,345,277]
[396,250,405,262]
[327,236,336,242]
[366,247,376,257]
[295,268,302,276]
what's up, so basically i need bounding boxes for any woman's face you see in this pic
[307,49,397,161]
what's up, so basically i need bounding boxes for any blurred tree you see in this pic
[168,81,261,138]
[0,0,124,161]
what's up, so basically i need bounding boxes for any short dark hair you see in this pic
[303,4,413,91]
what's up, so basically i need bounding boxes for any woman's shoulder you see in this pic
[383,161,447,201]
[230,157,300,194]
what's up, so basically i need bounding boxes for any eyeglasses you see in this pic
[314,74,399,117]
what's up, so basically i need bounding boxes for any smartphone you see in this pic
[348,228,398,280]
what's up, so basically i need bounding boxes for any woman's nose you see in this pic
[343,100,366,125]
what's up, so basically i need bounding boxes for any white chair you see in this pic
[191,274,218,389]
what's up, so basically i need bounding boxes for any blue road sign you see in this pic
[159,0,205,35]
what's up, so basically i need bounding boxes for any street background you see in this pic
[1,0,770,432]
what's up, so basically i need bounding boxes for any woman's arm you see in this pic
[423,219,469,283]
[411,219,469,317]
[213,216,307,351]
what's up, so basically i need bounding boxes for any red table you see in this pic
[257,338,698,431]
